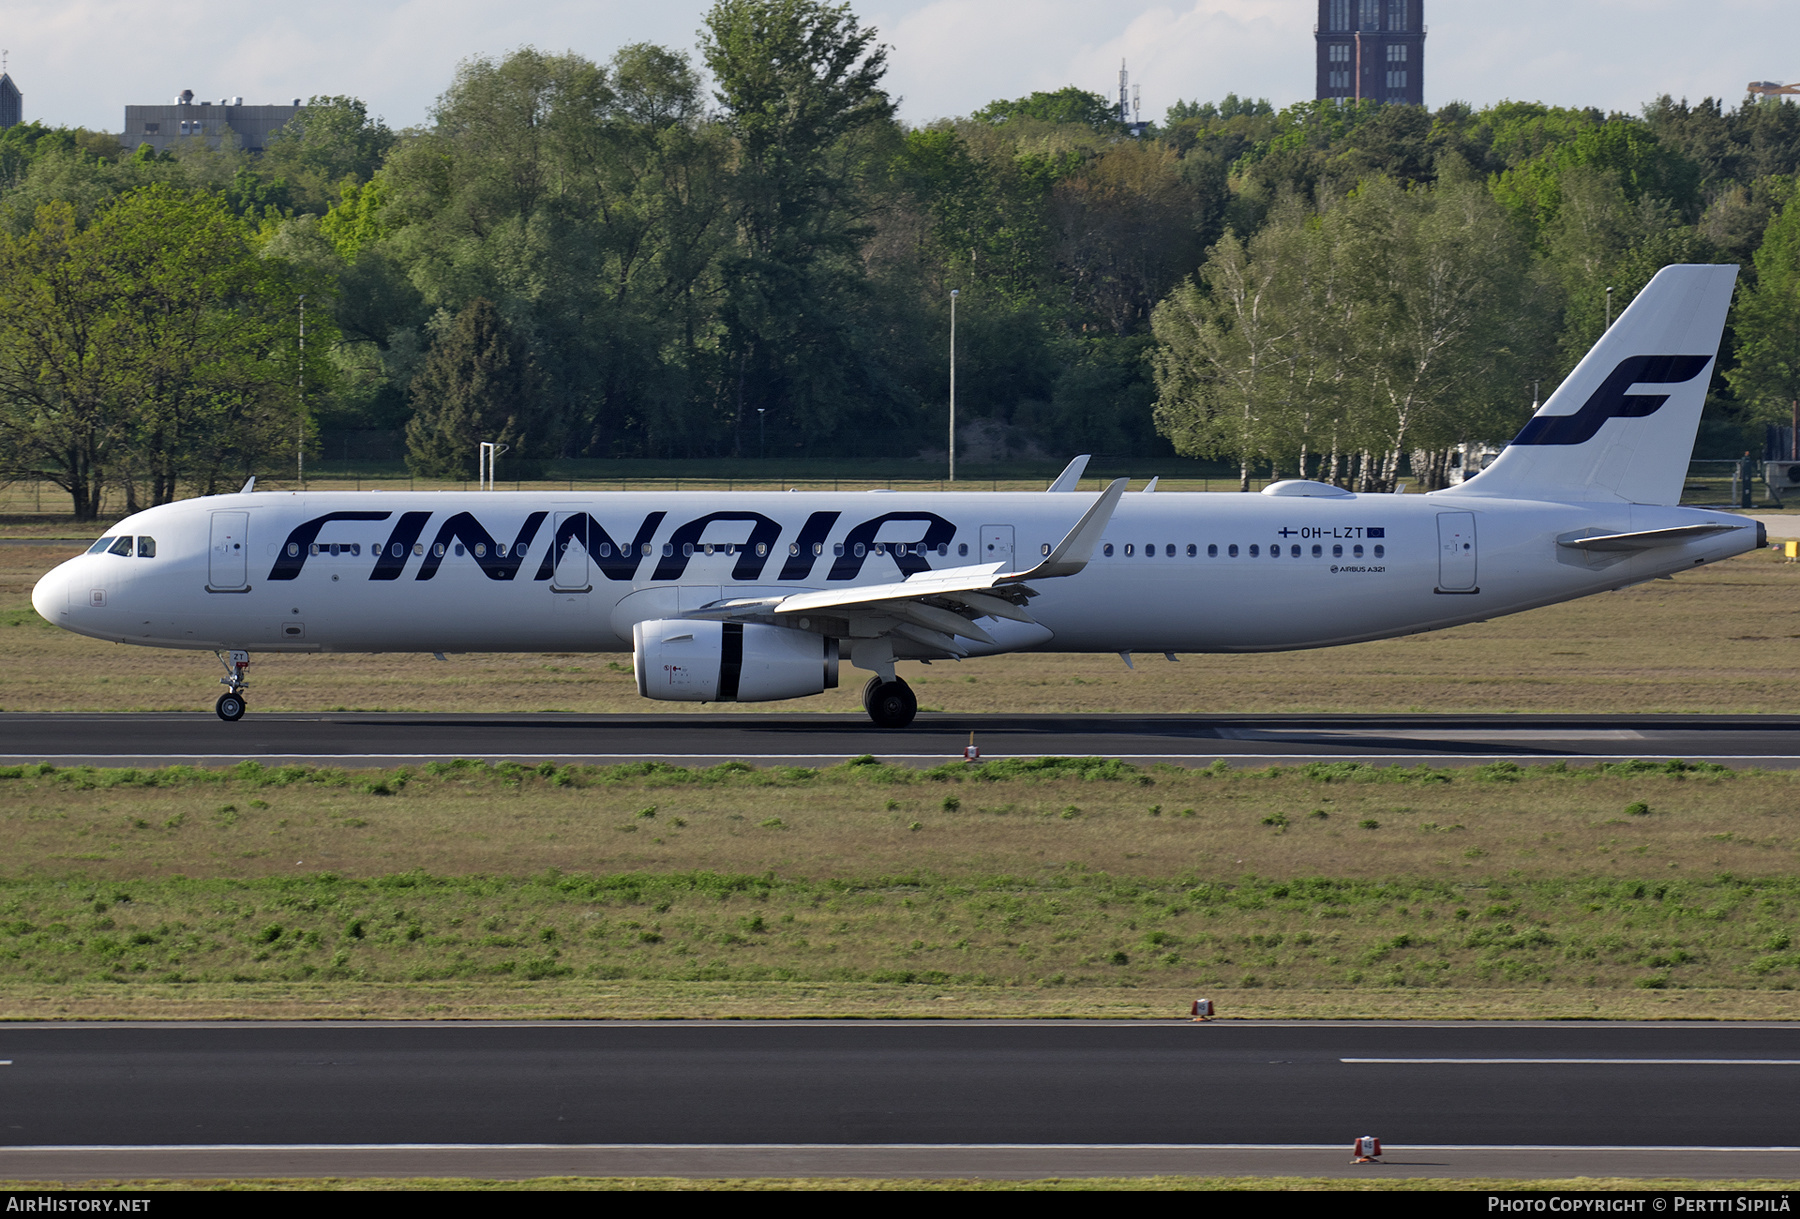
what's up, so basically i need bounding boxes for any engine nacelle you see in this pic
[633,619,839,703]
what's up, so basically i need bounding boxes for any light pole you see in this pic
[1605,285,1614,331]
[297,294,305,488]
[949,288,958,482]
[758,407,766,461]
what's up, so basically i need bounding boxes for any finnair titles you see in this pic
[32,265,1760,728]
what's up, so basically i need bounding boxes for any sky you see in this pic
[4,0,1798,134]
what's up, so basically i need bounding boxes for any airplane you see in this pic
[30,263,1759,729]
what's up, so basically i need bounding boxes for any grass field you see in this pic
[4,527,1800,716]
[0,757,1797,1020]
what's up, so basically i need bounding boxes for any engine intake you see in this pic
[633,619,838,702]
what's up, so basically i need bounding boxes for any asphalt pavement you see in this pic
[2,1021,1797,1180]
[3,711,1800,769]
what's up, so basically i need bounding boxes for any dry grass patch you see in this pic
[0,756,1793,883]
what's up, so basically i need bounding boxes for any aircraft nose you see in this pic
[31,563,67,624]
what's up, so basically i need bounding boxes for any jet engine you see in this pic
[633,619,838,702]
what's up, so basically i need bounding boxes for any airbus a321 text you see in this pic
[32,264,1760,728]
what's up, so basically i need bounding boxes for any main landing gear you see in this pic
[862,675,917,729]
[215,649,250,721]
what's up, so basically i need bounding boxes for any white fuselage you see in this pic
[30,487,1759,664]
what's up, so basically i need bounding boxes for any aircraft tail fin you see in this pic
[1455,264,1738,505]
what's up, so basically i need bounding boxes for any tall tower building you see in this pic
[1315,0,1425,106]
[0,70,21,130]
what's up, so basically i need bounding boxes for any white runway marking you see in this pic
[1339,1051,1800,1058]
[1216,729,1647,742]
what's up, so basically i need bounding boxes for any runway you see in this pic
[2,1022,1798,1181]
[3,711,1800,768]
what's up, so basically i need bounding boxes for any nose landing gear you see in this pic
[215,650,250,721]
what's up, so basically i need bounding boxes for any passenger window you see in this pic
[642,543,653,557]
[1188,544,1198,557]
[413,543,424,556]
[137,537,156,558]
[1124,544,1135,556]
[788,543,799,557]
[1206,544,1217,557]
[108,536,134,556]
[1290,545,1301,558]
[756,542,768,556]
[516,543,527,556]
[817,543,827,556]
[1353,544,1364,558]
[1269,545,1279,558]
[661,543,673,557]
[1167,544,1177,557]
[1248,544,1259,557]
[352,543,362,557]
[1333,544,1343,558]
[455,544,466,557]
[1103,543,1114,557]
[87,537,115,555]
[598,542,612,558]
[1373,544,1385,558]
[834,543,845,557]
[853,542,866,557]
[936,544,947,556]
[1228,544,1239,557]
[958,543,968,557]
[496,543,508,557]
[1311,544,1321,558]
[472,543,485,557]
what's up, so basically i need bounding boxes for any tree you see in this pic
[1727,190,1800,423]
[702,0,900,453]
[405,299,543,479]
[260,96,396,214]
[973,87,1119,131]
[0,186,322,517]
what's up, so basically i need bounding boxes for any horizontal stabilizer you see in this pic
[1557,523,1746,552]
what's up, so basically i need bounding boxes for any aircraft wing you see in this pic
[688,478,1127,646]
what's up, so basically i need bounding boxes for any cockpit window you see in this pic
[136,537,156,558]
[87,537,115,555]
[107,536,134,556]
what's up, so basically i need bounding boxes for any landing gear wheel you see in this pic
[215,692,246,722]
[864,678,917,729]
[861,675,884,717]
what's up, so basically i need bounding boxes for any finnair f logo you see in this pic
[1511,355,1712,447]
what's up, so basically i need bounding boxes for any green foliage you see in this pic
[0,185,328,516]
[0,870,1792,992]
[4,19,1799,470]
[405,299,543,479]
[974,87,1120,132]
